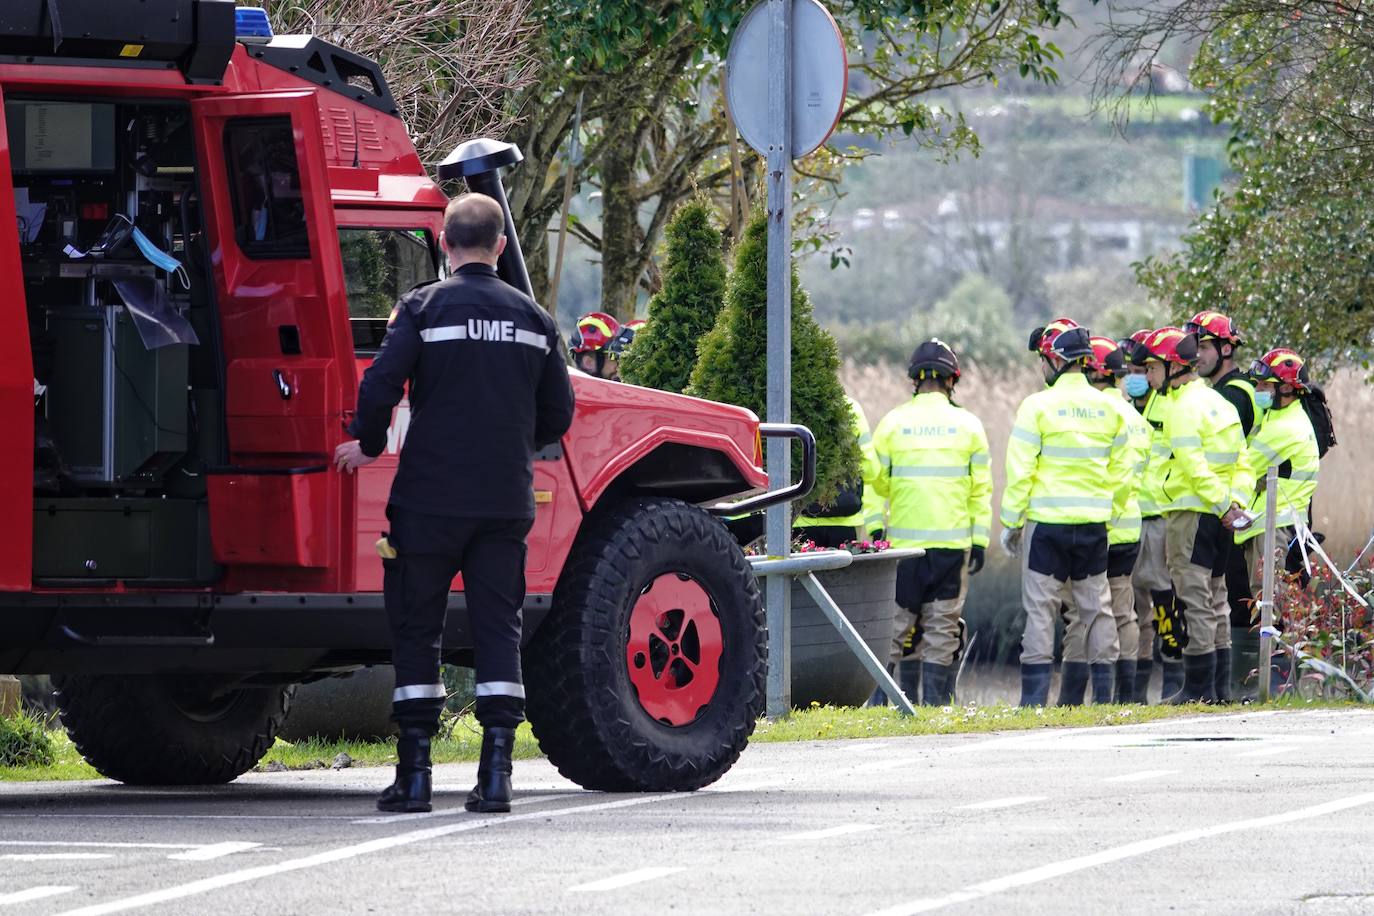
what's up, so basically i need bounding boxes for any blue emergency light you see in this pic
[234,8,274,42]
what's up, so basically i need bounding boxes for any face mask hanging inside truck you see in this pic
[11,98,222,584]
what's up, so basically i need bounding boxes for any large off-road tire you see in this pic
[52,675,294,785]
[525,496,766,792]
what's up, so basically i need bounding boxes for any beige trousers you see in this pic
[890,586,967,668]
[1165,510,1232,655]
[1020,521,1118,666]
[1132,517,1169,662]
[1064,573,1139,663]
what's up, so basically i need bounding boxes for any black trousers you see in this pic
[384,506,533,732]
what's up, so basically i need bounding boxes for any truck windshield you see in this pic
[340,227,438,352]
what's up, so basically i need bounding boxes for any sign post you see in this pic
[727,0,846,718]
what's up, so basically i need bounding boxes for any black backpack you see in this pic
[1302,383,1338,457]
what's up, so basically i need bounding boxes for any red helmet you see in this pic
[569,312,620,354]
[608,319,646,356]
[1249,348,1310,392]
[1116,328,1154,362]
[1087,336,1126,376]
[1184,310,1244,345]
[1131,326,1199,367]
[1028,317,1081,358]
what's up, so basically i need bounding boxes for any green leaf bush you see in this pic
[0,710,55,768]
[620,198,727,393]
[688,210,859,505]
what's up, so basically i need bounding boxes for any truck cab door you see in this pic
[0,90,36,591]
[191,91,355,591]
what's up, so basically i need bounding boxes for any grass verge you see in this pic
[0,699,1362,782]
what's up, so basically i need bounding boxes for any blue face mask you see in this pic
[132,227,191,290]
[1124,374,1150,398]
[1255,390,1274,411]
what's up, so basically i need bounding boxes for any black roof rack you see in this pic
[0,0,234,85]
[246,36,399,117]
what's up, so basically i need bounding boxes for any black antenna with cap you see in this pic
[436,138,532,298]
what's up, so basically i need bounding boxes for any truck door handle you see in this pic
[274,369,292,400]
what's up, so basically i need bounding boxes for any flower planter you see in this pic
[761,549,918,708]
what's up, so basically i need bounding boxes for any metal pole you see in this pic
[1259,465,1279,702]
[547,90,584,317]
[764,0,794,718]
[799,574,916,715]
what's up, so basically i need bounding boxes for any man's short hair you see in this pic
[443,193,505,251]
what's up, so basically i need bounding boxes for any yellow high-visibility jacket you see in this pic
[794,396,880,531]
[871,391,992,550]
[1160,378,1253,516]
[1000,373,1129,528]
[1138,391,1171,518]
[1235,399,1320,545]
[1105,390,1151,546]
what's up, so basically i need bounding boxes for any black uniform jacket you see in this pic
[348,262,575,520]
[1214,368,1256,438]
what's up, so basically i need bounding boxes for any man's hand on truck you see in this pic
[334,440,378,474]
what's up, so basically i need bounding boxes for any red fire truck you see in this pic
[0,1,813,790]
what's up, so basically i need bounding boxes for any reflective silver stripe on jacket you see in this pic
[1204,450,1238,463]
[474,681,526,699]
[1288,470,1319,482]
[1010,426,1041,447]
[970,453,990,466]
[1028,496,1112,511]
[892,465,970,478]
[970,524,990,539]
[890,526,974,542]
[1253,440,1280,462]
[393,683,446,702]
[1040,444,1111,459]
[419,324,550,353]
[1171,435,1204,447]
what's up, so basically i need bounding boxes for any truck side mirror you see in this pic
[437,138,533,299]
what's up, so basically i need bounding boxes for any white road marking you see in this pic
[1,854,112,861]
[166,842,262,862]
[1102,769,1175,783]
[957,796,1045,811]
[0,842,193,851]
[782,824,878,841]
[0,887,77,906]
[1237,746,1296,759]
[51,793,698,916]
[0,814,359,822]
[352,792,583,825]
[568,866,685,892]
[864,791,1374,915]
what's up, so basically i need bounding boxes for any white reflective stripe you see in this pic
[970,453,991,466]
[1029,496,1112,510]
[892,465,970,478]
[1169,495,1207,511]
[514,328,551,353]
[1204,450,1238,463]
[1253,440,1280,461]
[879,454,892,470]
[858,432,873,446]
[1041,444,1111,459]
[1110,517,1142,531]
[999,510,1023,527]
[474,681,526,699]
[890,527,973,541]
[1010,427,1041,447]
[419,325,467,343]
[1289,470,1319,482]
[1152,444,1172,457]
[393,683,446,702]
[971,524,991,539]
[1172,435,1204,447]
[1112,434,1128,447]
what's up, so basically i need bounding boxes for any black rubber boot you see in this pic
[1160,661,1185,702]
[377,728,433,813]
[921,663,951,707]
[1114,659,1137,704]
[899,659,922,705]
[1213,647,1234,704]
[465,726,516,814]
[1089,663,1115,705]
[1056,661,1089,707]
[1132,659,1153,704]
[1169,653,1216,704]
[1020,663,1053,707]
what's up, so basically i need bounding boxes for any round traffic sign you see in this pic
[725,0,848,159]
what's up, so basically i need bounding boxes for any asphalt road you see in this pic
[3,709,1374,915]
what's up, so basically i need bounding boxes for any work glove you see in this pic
[868,529,885,543]
[1000,526,1022,558]
[967,545,986,576]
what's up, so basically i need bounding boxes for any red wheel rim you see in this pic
[625,573,723,726]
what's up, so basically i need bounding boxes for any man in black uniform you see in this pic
[334,193,575,814]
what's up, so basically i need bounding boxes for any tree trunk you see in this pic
[597,97,643,320]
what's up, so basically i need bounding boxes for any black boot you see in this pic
[921,663,951,706]
[1160,661,1185,702]
[1132,659,1153,704]
[1056,661,1089,707]
[899,659,922,705]
[465,726,516,814]
[377,728,433,813]
[1169,653,1215,704]
[1089,663,1115,705]
[1020,663,1053,707]
[1114,660,1137,704]
[1213,647,1233,704]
